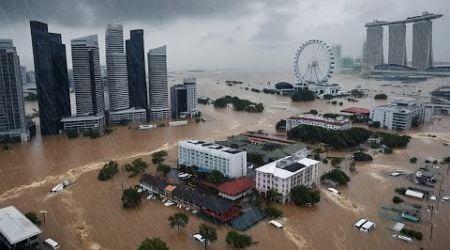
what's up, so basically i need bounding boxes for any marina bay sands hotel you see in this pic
[365,12,442,71]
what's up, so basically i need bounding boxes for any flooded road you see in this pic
[1,72,450,249]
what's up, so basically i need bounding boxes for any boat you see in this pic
[392,234,412,243]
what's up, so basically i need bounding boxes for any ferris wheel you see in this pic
[294,40,334,86]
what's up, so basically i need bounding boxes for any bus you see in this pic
[354,219,367,230]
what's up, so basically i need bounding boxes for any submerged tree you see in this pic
[168,212,189,234]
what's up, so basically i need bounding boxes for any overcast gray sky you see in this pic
[1,0,449,71]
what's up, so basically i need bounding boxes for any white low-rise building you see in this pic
[0,206,42,249]
[370,99,424,130]
[255,155,319,203]
[61,115,106,133]
[178,140,247,178]
[286,115,352,131]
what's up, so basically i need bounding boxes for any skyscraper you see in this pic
[331,45,341,73]
[366,25,384,70]
[412,20,433,70]
[170,85,187,119]
[170,78,198,119]
[71,35,104,116]
[20,65,27,85]
[0,40,29,142]
[126,29,148,109]
[183,78,198,116]
[105,24,129,111]
[148,45,170,120]
[388,23,407,66]
[30,21,71,135]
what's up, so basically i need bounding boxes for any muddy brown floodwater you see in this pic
[1,71,450,249]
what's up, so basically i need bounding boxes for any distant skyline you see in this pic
[1,0,449,71]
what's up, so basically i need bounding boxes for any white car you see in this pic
[146,194,154,200]
[393,234,412,243]
[193,233,207,244]
[441,196,450,201]
[430,195,437,201]
[44,238,60,249]
[164,200,175,207]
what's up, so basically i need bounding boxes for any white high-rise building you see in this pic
[148,45,170,120]
[256,155,319,203]
[106,24,129,111]
[0,40,29,142]
[331,45,342,73]
[178,140,247,178]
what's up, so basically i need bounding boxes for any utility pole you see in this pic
[40,210,48,225]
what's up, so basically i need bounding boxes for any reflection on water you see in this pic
[1,71,450,249]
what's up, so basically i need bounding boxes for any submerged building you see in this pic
[178,140,247,178]
[370,99,425,130]
[30,21,71,135]
[170,78,198,119]
[0,40,29,142]
[255,155,319,203]
[148,46,170,120]
[286,115,352,131]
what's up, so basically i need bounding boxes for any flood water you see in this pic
[1,71,450,249]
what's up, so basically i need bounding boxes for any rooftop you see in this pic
[217,177,255,196]
[182,140,244,155]
[0,206,42,245]
[340,107,370,115]
[256,156,318,179]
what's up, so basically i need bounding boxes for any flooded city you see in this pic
[1,72,450,249]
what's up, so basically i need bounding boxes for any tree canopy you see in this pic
[213,96,264,113]
[291,89,315,102]
[152,150,168,164]
[208,170,226,184]
[98,160,119,181]
[290,185,320,206]
[321,169,350,185]
[124,158,149,177]
[168,212,189,233]
[225,231,253,249]
[121,187,141,209]
[25,212,41,226]
[374,93,388,100]
[137,237,169,250]
[264,206,283,218]
[199,223,218,249]
[352,151,373,161]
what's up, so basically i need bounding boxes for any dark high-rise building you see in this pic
[126,29,148,109]
[30,21,71,135]
[170,85,187,119]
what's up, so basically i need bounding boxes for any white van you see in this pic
[354,219,367,230]
[327,188,340,195]
[269,220,283,229]
[44,238,60,249]
[360,221,375,232]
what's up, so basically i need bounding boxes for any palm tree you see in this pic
[168,212,189,233]
[199,223,217,250]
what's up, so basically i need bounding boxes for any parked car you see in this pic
[193,233,207,244]
[44,238,60,249]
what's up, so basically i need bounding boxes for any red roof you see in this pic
[217,177,254,196]
[340,107,370,114]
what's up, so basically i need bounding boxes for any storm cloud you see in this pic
[1,0,449,71]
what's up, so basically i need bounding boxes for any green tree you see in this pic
[374,93,388,100]
[247,153,265,166]
[290,185,320,206]
[393,196,404,204]
[225,231,252,249]
[331,157,343,167]
[291,89,315,102]
[275,119,286,131]
[168,212,189,234]
[208,170,225,184]
[157,164,171,175]
[121,187,141,209]
[137,237,169,250]
[264,206,283,218]
[98,160,119,181]
[321,169,351,185]
[66,130,79,139]
[352,152,373,161]
[309,109,318,115]
[409,157,417,164]
[152,150,168,164]
[25,212,41,226]
[199,224,217,250]
[265,189,281,203]
[124,158,149,176]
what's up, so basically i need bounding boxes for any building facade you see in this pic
[412,20,433,70]
[366,25,384,70]
[370,99,425,130]
[148,46,170,120]
[184,78,198,116]
[255,155,319,203]
[30,21,71,135]
[170,84,187,119]
[107,108,147,125]
[61,115,106,133]
[286,115,352,131]
[0,40,29,142]
[388,23,407,66]
[178,140,247,178]
[126,29,148,110]
[106,24,129,111]
[71,35,104,116]
[331,45,342,73]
